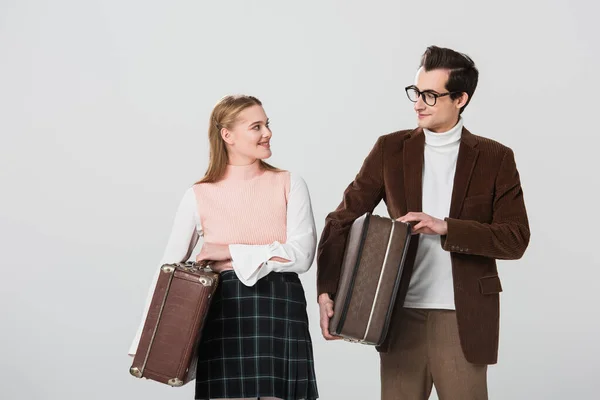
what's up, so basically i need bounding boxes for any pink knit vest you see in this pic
[193,169,290,245]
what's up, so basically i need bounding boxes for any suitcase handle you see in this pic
[175,261,213,272]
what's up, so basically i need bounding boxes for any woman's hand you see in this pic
[209,259,234,273]
[196,243,231,263]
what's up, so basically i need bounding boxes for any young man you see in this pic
[316,46,530,399]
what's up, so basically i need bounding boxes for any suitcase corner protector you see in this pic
[129,367,142,378]
[199,276,214,286]
[161,265,175,273]
[168,378,184,387]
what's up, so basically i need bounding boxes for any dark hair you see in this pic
[420,45,479,113]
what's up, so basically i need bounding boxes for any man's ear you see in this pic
[456,92,469,110]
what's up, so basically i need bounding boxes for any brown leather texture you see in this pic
[329,213,411,345]
[130,263,219,386]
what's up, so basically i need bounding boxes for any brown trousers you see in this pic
[380,308,488,400]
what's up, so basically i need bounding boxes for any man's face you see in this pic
[411,67,467,133]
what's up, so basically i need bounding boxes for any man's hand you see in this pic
[318,293,342,341]
[397,212,448,235]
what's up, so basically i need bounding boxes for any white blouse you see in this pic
[128,172,316,356]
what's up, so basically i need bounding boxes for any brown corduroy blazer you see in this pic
[316,126,530,365]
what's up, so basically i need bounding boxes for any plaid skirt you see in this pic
[194,270,319,400]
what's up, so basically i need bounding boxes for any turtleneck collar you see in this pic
[423,117,464,147]
[223,160,263,181]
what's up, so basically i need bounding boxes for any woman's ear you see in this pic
[221,128,234,145]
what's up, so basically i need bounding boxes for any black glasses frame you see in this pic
[405,85,460,106]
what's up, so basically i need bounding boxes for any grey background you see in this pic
[1,0,598,399]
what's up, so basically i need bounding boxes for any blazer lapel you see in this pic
[403,129,425,213]
[449,127,479,219]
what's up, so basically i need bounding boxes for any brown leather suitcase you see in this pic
[129,262,219,387]
[329,212,412,345]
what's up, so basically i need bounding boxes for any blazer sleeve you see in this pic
[316,136,386,298]
[442,148,530,259]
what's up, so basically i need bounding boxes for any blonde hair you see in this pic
[197,95,280,184]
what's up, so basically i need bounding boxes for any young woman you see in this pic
[129,95,319,400]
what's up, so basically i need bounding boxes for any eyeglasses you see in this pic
[405,85,460,107]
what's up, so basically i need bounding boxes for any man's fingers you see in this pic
[323,332,343,340]
[320,317,329,337]
[319,303,343,340]
[413,226,436,235]
[397,214,424,223]
[320,325,342,340]
[320,306,335,339]
[320,324,340,341]
[320,309,329,326]
[326,302,334,318]
[398,212,417,219]
[413,221,426,231]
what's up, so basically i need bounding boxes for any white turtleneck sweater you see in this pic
[403,118,464,310]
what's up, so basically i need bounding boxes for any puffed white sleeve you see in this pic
[228,173,317,286]
[128,187,201,356]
